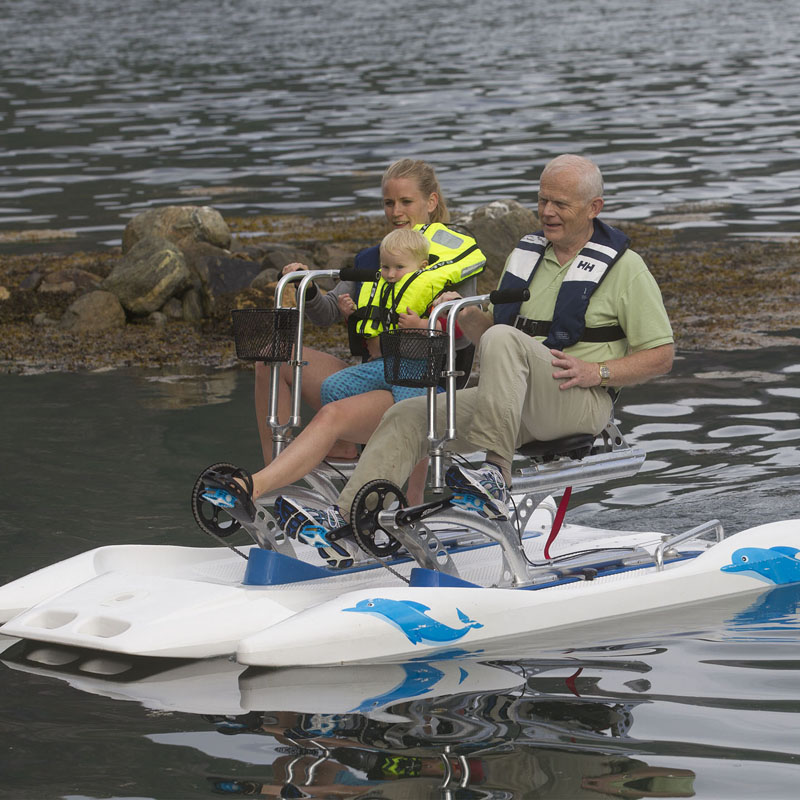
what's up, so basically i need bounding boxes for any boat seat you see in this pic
[517,432,595,463]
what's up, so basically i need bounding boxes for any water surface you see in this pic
[3,0,800,251]
[1,348,799,799]
[2,1,800,795]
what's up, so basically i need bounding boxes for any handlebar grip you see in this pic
[488,287,530,305]
[338,267,378,282]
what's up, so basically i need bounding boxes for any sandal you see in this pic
[199,464,257,524]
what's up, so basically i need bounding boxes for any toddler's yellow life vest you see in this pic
[351,222,486,341]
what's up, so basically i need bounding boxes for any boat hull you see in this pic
[237,520,800,666]
[1,520,798,664]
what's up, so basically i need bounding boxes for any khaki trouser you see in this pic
[338,325,613,513]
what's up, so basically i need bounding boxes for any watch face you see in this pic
[600,365,610,378]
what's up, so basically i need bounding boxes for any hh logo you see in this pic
[576,259,595,272]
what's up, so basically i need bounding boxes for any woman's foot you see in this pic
[199,464,257,524]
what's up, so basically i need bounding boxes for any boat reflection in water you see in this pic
[1,633,701,799]
[3,579,800,797]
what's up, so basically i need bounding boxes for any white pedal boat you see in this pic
[1,508,798,666]
[3,285,799,668]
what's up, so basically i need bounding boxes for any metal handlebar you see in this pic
[425,294,490,489]
[268,268,349,458]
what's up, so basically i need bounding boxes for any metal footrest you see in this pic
[246,508,297,557]
[375,511,460,576]
[654,519,724,569]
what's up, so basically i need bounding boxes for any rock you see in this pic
[181,288,205,322]
[231,243,272,261]
[182,241,229,284]
[59,291,126,332]
[183,242,265,313]
[39,277,75,294]
[103,236,191,315]
[161,297,184,320]
[311,243,351,271]
[122,205,231,254]
[0,286,9,301]
[257,243,316,272]
[310,243,352,290]
[145,311,168,327]
[455,199,539,283]
[33,312,57,327]
[37,268,102,295]
[205,255,264,296]
[250,267,280,291]
[20,271,43,290]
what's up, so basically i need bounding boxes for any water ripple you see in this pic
[2,0,800,249]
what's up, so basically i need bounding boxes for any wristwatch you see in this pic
[598,362,611,387]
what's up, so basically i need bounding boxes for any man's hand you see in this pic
[431,290,463,307]
[550,343,674,390]
[550,349,600,389]
[432,291,492,344]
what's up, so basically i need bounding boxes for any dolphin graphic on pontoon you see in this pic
[721,546,800,585]
[344,599,483,645]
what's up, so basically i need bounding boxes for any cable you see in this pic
[320,458,349,482]
[352,523,411,585]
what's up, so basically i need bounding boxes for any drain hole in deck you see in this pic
[26,610,78,630]
[77,617,131,638]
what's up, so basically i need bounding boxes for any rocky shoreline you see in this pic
[1,210,799,375]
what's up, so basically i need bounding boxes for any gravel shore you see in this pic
[1,218,799,375]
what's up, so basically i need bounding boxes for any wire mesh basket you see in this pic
[231,308,299,362]
[381,329,448,388]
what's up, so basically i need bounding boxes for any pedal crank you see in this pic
[191,462,243,539]
[393,496,454,527]
[350,481,463,576]
[350,480,406,558]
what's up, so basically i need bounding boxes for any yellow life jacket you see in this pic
[351,222,486,342]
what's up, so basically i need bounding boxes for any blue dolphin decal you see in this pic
[728,583,800,627]
[343,598,483,645]
[721,546,800,586]
[409,647,483,662]
[350,663,445,712]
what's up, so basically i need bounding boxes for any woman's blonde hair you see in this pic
[380,228,430,266]
[382,159,450,223]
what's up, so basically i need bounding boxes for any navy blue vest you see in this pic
[354,243,380,272]
[493,219,630,349]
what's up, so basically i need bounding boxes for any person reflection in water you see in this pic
[203,707,695,798]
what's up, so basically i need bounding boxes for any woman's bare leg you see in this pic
[254,347,356,466]
[250,390,395,499]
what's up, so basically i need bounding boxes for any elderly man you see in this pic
[275,154,674,563]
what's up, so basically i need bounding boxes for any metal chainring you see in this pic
[191,461,243,539]
[350,479,406,558]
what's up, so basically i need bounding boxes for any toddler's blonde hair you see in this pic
[380,228,430,267]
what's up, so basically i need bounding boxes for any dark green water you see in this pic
[1,348,799,799]
[2,0,800,794]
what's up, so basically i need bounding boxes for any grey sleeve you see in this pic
[304,280,357,327]
[448,274,480,351]
[452,274,478,299]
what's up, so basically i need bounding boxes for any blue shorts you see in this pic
[321,358,433,405]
